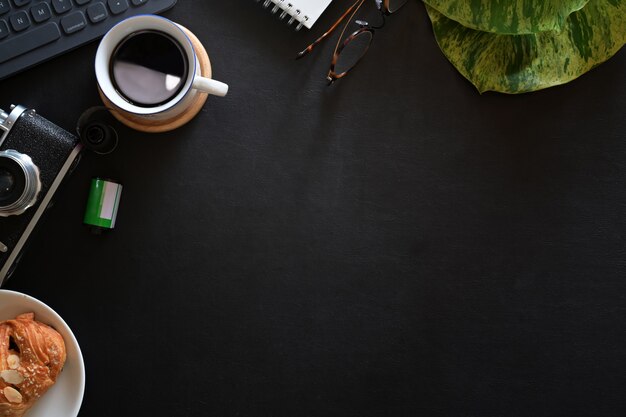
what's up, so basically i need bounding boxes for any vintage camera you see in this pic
[0,105,82,285]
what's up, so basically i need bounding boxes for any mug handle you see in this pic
[192,76,229,97]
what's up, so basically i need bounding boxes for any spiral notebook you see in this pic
[256,0,334,30]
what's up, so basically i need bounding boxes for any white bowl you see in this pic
[0,290,85,417]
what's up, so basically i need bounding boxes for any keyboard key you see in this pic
[131,0,147,5]
[107,0,127,15]
[0,22,60,64]
[0,20,8,39]
[51,0,72,14]
[0,1,9,15]
[75,0,90,4]
[13,0,31,7]
[60,10,84,33]
[10,11,30,31]
[30,2,51,22]
[86,2,106,22]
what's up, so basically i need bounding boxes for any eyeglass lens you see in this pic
[386,0,408,13]
[334,31,374,75]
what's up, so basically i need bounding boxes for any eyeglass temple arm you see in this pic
[296,0,365,59]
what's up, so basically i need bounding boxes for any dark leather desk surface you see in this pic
[1,1,626,416]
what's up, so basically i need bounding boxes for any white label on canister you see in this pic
[101,182,122,220]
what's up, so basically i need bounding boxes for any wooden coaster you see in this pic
[99,26,211,133]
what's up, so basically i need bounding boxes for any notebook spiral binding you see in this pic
[255,0,310,31]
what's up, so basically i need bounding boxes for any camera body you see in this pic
[0,105,82,285]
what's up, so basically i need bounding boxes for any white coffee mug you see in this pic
[95,15,228,121]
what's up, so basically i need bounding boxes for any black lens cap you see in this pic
[76,107,119,155]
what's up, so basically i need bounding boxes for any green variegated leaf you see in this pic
[426,0,626,94]
[423,0,589,34]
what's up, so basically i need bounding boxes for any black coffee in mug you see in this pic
[110,30,189,107]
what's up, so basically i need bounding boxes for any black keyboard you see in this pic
[0,0,177,80]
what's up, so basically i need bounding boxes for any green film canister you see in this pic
[84,178,122,231]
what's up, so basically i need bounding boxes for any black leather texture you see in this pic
[1,1,625,416]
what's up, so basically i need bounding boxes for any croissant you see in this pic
[0,313,66,417]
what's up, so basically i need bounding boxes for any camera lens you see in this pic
[0,150,41,217]
[0,168,15,199]
[0,159,25,206]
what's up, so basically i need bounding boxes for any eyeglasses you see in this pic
[296,0,408,85]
